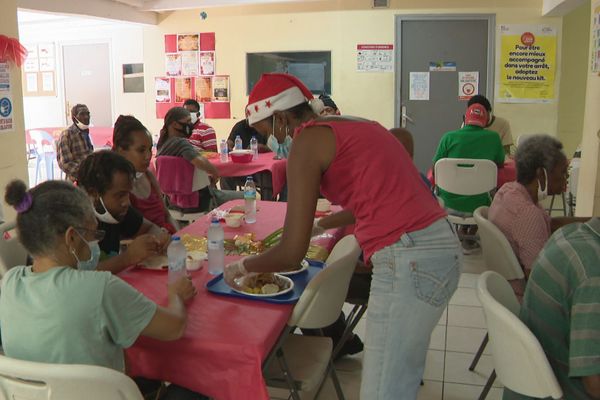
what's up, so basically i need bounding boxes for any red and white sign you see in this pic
[357,44,394,72]
[458,71,479,100]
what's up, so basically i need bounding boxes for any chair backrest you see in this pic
[473,207,524,281]
[29,130,56,154]
[0,355,143,399]
[288,235,361,329]
[0,221,28,276]
[477,271,562,399]
[434,158,497,196]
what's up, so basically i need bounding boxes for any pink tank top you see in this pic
[299,119,446,260]
[130,183,176,234]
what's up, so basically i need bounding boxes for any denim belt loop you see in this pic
[400,232,414,248]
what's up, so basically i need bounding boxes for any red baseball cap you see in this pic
[464,103,489,128]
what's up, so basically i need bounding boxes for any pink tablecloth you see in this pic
[427,159,517,188]
[26,127,114,148]
[211,153,287,197]
[122,200,343,400]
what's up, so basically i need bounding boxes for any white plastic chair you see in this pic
[0,221,28,277]
[434,158,497,226]
[0,355,144,399]
[29,129,57,184]
[263,235,362,400]
[471,206,525,399]
[477,271,563,399]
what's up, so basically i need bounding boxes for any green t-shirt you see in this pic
[0,266,157,371]
[433,125,505,213]
[504,219,600,400]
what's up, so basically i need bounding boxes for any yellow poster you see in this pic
[498,25,557,103]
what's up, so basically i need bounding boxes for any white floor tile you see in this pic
[444,351,502,388]
[446,326,489,355]
[447,305,487,329]
[429,325,446,351]
[418,380,443,400]
[458,273,479,288]
[315,369,361,400]
[334,352,363,373]
[424,350,445,382]
[443,383,503,400]
[462,253,487,275]
[449,287,481,307]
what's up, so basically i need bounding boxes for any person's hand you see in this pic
[311,219,325,237]
[168,276,197,302]
[156,229,171,254]
[126,234,160,265]
[224,257,249,290]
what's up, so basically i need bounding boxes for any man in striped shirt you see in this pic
[504,218,600,399]
[183,99,217,152]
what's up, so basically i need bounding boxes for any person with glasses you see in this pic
[77,151,171,274]
[1,179,205,399]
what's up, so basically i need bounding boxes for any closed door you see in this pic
[63,43,112,127]
[396,16,494,172]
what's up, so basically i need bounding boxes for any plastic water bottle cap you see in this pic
[211,218,220,224]
[172,236,181,241]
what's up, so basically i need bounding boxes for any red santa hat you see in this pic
[246,73,324,125]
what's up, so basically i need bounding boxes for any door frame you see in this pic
[394,14,496,127]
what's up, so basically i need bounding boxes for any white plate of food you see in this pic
[231,273,294,297]
[139,255,168,270]
[277,259,310,276]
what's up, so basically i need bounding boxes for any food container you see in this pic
[225,213,243,228]
[316,198,331,213]
[230,150,254,164]
[186,251,207,271]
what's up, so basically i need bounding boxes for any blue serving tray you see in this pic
[205,260,325,304]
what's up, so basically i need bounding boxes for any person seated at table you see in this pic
[183,99,218,152]
[0,179,204,400]
[224,73,459,399]
[467,94,513,155]
[319,94,341,116]
[77,151,171,274]
[226,119,270,152]
[157,107,243,211]
[57,103,94,182]
[433,103,505,252]
[488,134,588,298]
[502,218,600,400]
[112,115,178,234]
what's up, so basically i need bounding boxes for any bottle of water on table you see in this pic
[234,135,243,150]
[219,139,229,163]
[250,136,258,160]
[167,236,187,283]
[244,176,257,224]
[207,218,225,275]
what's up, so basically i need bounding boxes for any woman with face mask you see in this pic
[0,179,204,399]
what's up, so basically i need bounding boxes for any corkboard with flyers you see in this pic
[155,32,230,119]
[22,43,57,97]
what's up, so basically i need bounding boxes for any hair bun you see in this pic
[5,180,28,208]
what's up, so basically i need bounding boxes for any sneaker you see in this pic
[461,239,481,255]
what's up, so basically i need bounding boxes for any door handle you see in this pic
[65,100,71,125]
[401,105,414,128]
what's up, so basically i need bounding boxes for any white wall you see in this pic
[18,12,146,129]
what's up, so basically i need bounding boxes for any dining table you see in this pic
[121,199,345,400]
[26,126,114,149]
[210,153,287,200]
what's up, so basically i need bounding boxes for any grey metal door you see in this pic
[63,43,112,127]
[396,15,495,172]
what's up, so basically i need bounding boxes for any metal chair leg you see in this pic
[332,304,368,360]
[469,333,488,371]
[328,357,346,400]
[276,349,301,400]
[477,369,496,400]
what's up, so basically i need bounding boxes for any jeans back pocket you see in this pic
[410,253,460,307]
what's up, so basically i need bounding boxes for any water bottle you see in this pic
[250,136,258,160]
[219,139,229,163]
[207,218,225,275]
[244,176,257,224]
[234,135,243,150]
[167,236,187,284]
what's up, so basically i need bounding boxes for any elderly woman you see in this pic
[489,135,586,292]
[0,179,205,399]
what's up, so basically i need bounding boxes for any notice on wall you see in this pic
[212,75,229,102]
[458,71,479,100]
[0,63,10,92]
[429,61,457,72]
[409,72,430,101]
[357,44,394,72]
[195,76,212,102]
[497,24,557,103]
[0,95,13,133]
[165,54,182,77]
[181,52,199,76]
[591,1,600,73]
[26,73,38,92]
[199,51,215,76]
[42,72,54,92]
[174,77,192,102]
[155,77,171,103]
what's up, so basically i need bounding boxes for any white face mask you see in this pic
[75,117,89,130]
[269,118,292,159]
[135,171,144,180]
[190,113,199,124]
[94,196,120,225]
[537,168,549,202]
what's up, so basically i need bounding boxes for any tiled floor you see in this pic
[269,252,503,400]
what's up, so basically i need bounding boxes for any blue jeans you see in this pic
[360,218,461,400]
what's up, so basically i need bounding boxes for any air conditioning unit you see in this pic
[373,0,389,8]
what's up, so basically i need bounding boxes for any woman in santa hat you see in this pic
[224,73,461,399]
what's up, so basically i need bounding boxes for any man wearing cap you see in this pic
[57,104,94,181]
[468,94,513,154]
[433,103,505,251]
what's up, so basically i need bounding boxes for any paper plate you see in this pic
[277,259,310,276]
[230,274,294,298]
[139,255,168,270]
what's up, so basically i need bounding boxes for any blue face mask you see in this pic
[71,231,101,271]
[268,119,293,159]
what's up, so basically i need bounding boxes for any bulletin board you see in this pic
[22,43,57,97]
[155,32,230,119]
